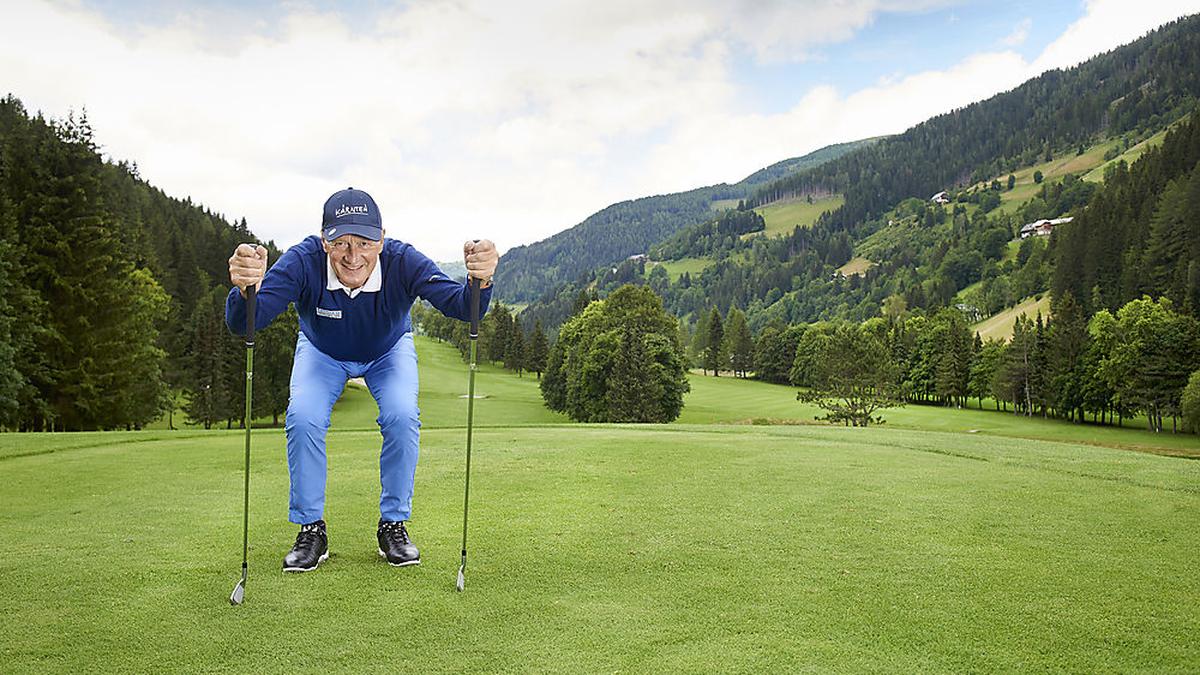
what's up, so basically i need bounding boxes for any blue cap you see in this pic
[322,187,382,241]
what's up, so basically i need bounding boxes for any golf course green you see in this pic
[2,337,1197,672]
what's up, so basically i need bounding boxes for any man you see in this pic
[226,187,498,572]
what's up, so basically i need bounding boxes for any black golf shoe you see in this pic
[377,519,420,567]
[282,520,329,572]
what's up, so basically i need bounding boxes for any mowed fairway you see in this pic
[2,338,1198,671]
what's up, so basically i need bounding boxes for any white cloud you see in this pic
[1033,0,1200,71]
[1002,18,1032,47]
[0,0,1197,263]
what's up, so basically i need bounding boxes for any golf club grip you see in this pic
[245,285,256,344]
[469,277,481,338]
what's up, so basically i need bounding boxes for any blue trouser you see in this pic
[284,331,420,524]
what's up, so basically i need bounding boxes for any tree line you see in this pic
[517,16,1200,340]
[735,293,1200,431]
[0,95,296,431]
[415,301,550,379]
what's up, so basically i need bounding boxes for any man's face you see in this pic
[322,233,382,290]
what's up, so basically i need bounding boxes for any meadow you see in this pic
[2,336,1197,672]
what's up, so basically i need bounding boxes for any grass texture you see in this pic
[2,337,1198,672]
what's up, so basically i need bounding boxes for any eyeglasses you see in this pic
[327,239,380,253]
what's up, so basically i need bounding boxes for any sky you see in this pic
[2,1,1199,261]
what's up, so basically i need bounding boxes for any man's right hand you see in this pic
[229,243,268,295]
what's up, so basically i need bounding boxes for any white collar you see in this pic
[326,254,382,299]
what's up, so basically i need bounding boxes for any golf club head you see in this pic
[456,566,465,592]
[229,579,245,605]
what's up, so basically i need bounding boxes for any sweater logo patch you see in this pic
[316,307,343,319]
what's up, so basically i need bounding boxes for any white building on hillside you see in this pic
[1019,216,1073,239]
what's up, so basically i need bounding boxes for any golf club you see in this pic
[230,284,256,606]
[456,276,482,592]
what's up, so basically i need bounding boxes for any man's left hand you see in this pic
[463,239,498,287]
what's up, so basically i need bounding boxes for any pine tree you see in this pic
[934,309,972,407]
[996,315,1035,415]
[527,320,549,379]
[704,308,725,376]
[1048,290,1089,421]
[690,310,711,374]
[0,175,25,427]
[15,111,171,429]
[724,308,754,378]
[506,316,525,376]
[184,287,232,429]
[969,337,1004,409]
[254,305,299,426]
[604,326,664,421]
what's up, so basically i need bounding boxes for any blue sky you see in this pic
[2,1,1196,259]
[732,2,1085,113]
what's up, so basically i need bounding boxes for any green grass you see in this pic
[1002,237,1021,263]
[681,371,1200,458]
[835,256,874,277]
[4,337,1199,671]
[330,336,566,431]
[753,194,844,236]
[3,423,1197,671]
[972,294,1052,343]
[980,125,1177,216]
[648,257,713,282]
[1082,125,1173,182]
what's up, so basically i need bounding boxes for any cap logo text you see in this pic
[334,204,369,219]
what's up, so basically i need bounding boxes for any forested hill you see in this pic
[497,137,878,303]
[0,95,285,431]
[513,13,1200,338]
[1052,110,1200,316]
[744,14,1200,226]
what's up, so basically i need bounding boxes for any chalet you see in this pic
[627,254,648,263]
[930,191,950,204]
[1019,216,1073,239]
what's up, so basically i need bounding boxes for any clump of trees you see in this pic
[0,95,294,431]
[540,285,689,422]
[417,301,549,379]
[688,306,754,377]
[749,293,1200,432]
[795,321,904,426]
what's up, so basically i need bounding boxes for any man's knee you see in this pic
[286,400,332,434]
[377,399,419,430]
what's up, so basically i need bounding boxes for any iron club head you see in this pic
[456,565,465,592]
[230,566,247,605]
[230,579,245,605]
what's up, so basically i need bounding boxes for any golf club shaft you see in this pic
[241,285,256,580]
[460,277,481,573]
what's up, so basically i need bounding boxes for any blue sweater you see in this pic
[225,236,492,362]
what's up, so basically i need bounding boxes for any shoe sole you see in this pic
[283,550,330,573]
[377,548,421,567]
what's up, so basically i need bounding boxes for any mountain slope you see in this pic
[498,138,879,303]
[517,13,1200,336]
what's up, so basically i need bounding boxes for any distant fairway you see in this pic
[2,336,1198,672]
